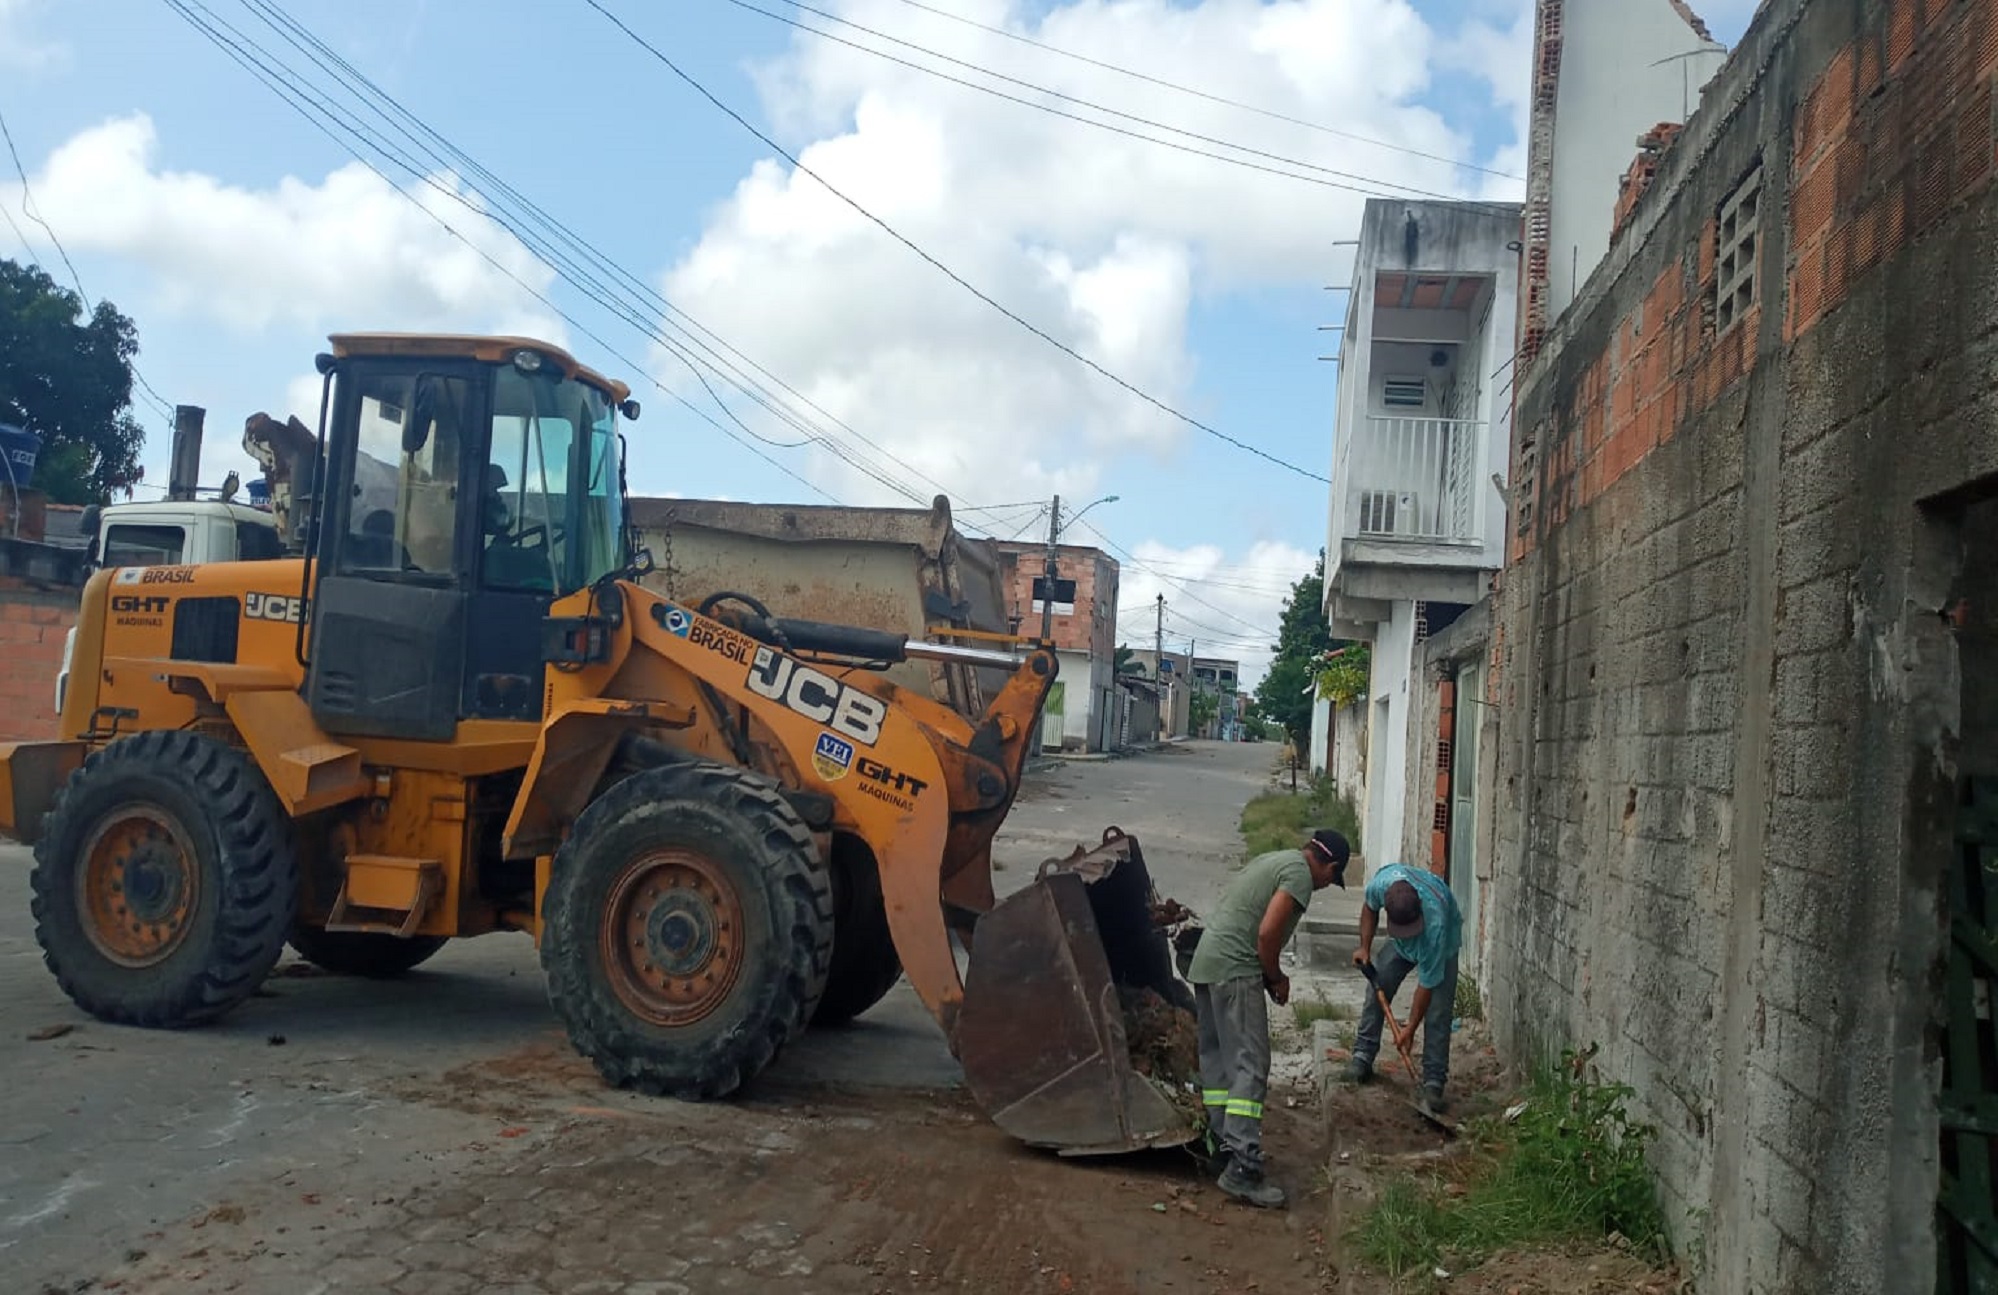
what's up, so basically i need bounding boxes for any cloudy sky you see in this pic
[0,0,1760,680]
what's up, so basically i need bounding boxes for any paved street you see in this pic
[2,740,1340,1295]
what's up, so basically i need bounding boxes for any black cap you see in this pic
[1309,829,1351,888]
[1310,829,1351,865]
[1385,879,1426,939]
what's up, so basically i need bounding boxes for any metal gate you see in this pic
[1941,777,1998,1292]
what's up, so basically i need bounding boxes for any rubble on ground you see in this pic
[1120,986,1199,1084]
[1120,986,1208,1127]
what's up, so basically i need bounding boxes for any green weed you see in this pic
[1238,775,1361,864]
[1352,1045,1669,1283]
[1453,975,1484,1022]
[1292,993,1357,1030]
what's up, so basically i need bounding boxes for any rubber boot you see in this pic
[1217,1162,1287,1209]
[1344,1057,1374,1085]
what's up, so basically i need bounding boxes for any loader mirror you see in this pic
[403,377,439,455]
[620,399,640,421]
[77,504,100,538]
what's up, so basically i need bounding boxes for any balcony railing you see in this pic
[1331,416,1484,546]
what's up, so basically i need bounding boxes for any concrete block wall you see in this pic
[0,582,75,741]
[1492,0,1998,1289]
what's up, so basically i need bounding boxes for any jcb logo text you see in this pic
[747,647,887,746]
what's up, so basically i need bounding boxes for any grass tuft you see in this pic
[1238,774,1361,864]
[1292,993,1357,1030]
[1352,1044,1669,1283]
[1453,974,1484,1022]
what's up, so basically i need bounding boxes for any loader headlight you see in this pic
[511,349,545,374]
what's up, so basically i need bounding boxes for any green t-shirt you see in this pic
[1186,849,1315,985]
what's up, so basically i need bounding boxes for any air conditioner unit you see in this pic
[1358,490,1423,536]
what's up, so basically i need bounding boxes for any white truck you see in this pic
[54,498,284,713]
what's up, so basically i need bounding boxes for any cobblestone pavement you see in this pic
[4,742,1328,1294]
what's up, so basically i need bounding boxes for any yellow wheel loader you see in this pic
[0,334,1199,1155]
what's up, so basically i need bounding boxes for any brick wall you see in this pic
[0,581,75,741]
[994,543,1119,656]
[1494,0,1998,1289]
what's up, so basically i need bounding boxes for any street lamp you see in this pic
[1040,493,1119,641]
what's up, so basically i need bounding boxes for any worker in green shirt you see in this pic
[1187,827,1350,1209]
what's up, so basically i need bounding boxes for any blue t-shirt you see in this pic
[1364,863,1462,990]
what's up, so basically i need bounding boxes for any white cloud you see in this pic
[0,0,63,70]
[1439,5,1536,195]
[1113,538,1316,686]
[5,114,561,338]
[660,0,1526,511]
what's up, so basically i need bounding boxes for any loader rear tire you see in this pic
[288,927,448,978]
[31,731,297,1028]
[810,836,902,1027]
[541,761,833,1100]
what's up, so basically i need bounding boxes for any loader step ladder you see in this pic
[326,855,443,937]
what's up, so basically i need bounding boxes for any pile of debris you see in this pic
[1120,986,1199,1083]
[1121,985,1207,1129]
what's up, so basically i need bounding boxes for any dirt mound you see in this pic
[1118,986,1199,1085]
[1119,986,1207,1128]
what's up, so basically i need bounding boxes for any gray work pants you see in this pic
[1194,976,1271,1175]
[1354,944,1457,1091]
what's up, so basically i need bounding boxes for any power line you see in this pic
[177,0,1056,538]
[883,0,1525,183]
[1000,506,1048,541]
[1066,514,1276,640]
[582,0,1331,486]
[162,0,845,507]
[245,0,1074,538]
[236,0,1074,535]
[723,0,1465,202]
[0,102,176,423]
[232,0,942,504]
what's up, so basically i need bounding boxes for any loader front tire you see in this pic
[541,761,833,1100]
[31,731,297,1028]
[288,927,448,978]
[810,836,902,1027]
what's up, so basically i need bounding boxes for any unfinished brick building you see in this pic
[1492,0,1998,1288]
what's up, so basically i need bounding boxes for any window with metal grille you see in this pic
[1715,165,1761,333]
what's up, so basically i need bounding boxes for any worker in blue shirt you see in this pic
[1346,862,1463,1112]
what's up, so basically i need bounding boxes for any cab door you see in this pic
[305,364,482,742]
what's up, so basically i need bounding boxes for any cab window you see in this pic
[480,364,624,595]
[103,523,185,567]
[343,371,469,577]
[236,521,283,561]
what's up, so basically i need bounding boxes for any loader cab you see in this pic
[302,335,636,740]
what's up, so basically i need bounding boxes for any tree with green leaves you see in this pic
[1189,688,1219,735]
[1252,550,1342,749]
[0,260,147,504]
[1113,644,1147,676]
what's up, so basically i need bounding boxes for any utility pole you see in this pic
[1038,493,1062,642]
[1154,593,1165,742]
[1189,637,1199,737]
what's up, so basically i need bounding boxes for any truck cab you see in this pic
[55,500,284,712]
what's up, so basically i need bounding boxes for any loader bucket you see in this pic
[956,829,1202,1156]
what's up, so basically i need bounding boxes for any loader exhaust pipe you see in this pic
[168,405,205,502]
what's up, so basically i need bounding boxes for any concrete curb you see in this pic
[1312,1018,1353,1108]
[1296,916,1362,972]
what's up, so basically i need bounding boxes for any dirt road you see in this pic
[5,740,1348,1295]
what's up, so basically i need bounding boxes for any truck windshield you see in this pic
[484,365,626,595]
